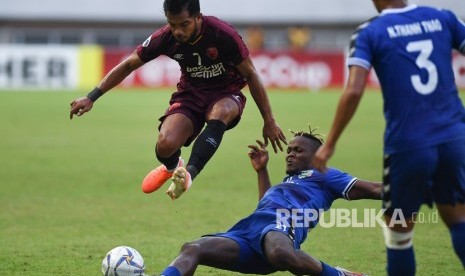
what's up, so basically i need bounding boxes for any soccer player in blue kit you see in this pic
[69,0,286,200]
[158,132,381,276]
[313,0,465,274]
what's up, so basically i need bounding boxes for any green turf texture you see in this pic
[0,89,462,275]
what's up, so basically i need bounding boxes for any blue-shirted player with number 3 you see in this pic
[313,0,465,275]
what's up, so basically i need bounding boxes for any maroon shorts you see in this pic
[158,89,247,146]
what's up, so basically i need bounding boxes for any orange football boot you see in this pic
[141,158,184,193]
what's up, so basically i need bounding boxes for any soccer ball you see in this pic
[101,246,145,276]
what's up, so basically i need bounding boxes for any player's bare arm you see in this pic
[312,65,369,171]
[236,57,287,153]
[69,51,144,119]
[347,179,382,200]
[248,140,271,200]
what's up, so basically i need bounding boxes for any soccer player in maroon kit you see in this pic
[69,0,286,200]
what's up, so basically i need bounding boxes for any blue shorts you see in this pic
[382,138,465,217]
[206,211,304,274]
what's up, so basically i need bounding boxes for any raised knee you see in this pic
[180,241,202,256]
[156,134,178,157]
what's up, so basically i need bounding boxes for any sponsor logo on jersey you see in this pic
[186,63,226,78]
[298,170,313,179]
[173,54,184,60]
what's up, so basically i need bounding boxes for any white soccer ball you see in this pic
[101,246,145,276]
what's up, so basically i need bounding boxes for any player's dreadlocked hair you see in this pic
[163,0,200,16]
[290,126,325,152]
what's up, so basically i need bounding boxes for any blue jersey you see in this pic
[221,168,357,245]
[348,5,465,154]
[209,169,357,274]
[258,169,356,213]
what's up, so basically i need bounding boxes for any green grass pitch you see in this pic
[0,88,463,275]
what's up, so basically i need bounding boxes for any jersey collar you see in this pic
[189,15,206,45]
[283,170,314,181]
[381,4,417,16]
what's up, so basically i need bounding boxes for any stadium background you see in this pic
[1,1,465,275]
[1,0,464,90]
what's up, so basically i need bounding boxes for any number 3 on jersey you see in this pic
[406,39,438,95]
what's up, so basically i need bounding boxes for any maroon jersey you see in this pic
[137,16,249,93]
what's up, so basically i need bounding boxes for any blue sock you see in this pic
[320,261,340,276]
[386,247,415,276]
[160,266,181,276]
[450,222,465,267]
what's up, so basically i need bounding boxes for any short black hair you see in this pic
[291,127,324,152]
[163,0,200,16]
